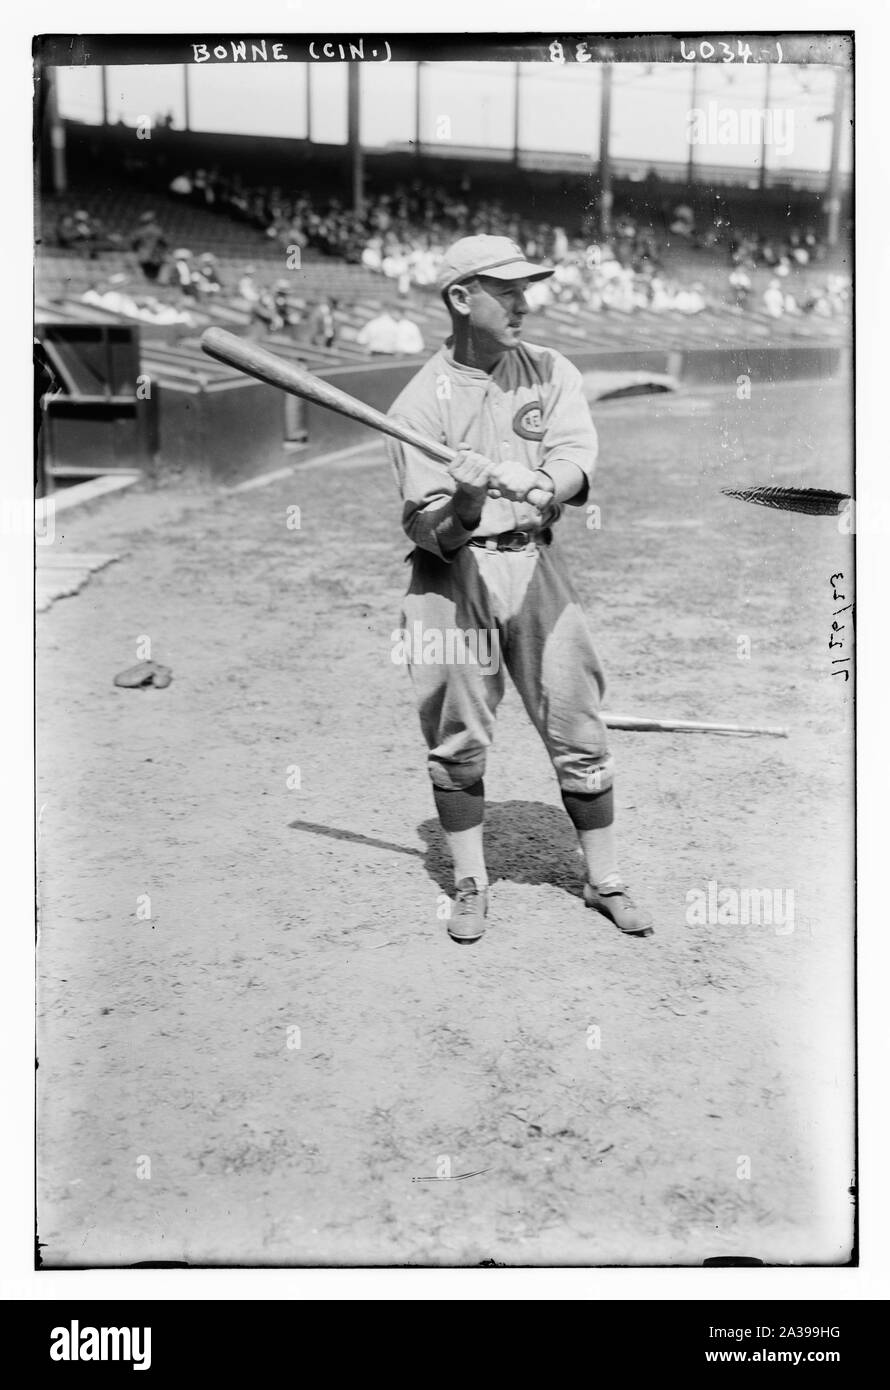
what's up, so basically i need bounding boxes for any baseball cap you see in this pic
[436,235,554,294]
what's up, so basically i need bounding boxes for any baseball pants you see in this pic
[401,538,614,794]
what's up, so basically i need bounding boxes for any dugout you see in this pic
[36,319,154,492]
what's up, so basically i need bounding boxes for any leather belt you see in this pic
[468,527,552,552]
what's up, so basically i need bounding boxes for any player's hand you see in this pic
[486,458,539,501]
[487,459,555,510]
[525,480,556,511]
[449,443,496,502]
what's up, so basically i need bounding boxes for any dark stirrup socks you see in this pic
[433,780,485,831]
[561,786,615,831]
[433,782,612,833]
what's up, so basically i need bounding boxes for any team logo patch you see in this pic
[512,401,545,440]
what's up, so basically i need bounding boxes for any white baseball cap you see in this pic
[437,235,553,294]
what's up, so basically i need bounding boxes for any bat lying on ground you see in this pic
[602,714,787,738]
[201,329,789,740]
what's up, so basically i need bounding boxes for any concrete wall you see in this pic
[151,343,849,487]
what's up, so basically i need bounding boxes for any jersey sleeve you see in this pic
[538,357,598,507]
[385,394,478,562]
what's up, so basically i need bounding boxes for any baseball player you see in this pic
[386,235,653,943]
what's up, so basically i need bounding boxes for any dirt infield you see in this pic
[37,376,854,1267]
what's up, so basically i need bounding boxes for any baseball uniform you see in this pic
[386,338,614,797]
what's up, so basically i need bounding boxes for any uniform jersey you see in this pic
[386,340,598,560]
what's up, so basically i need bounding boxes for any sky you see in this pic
[54,60,852,178]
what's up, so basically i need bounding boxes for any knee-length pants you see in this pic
[400,538,614,795]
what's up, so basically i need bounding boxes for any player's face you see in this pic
[467,276,530,349]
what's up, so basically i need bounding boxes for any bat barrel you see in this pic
[200,327,454,465]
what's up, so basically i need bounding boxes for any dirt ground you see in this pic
[37,375,855,1267]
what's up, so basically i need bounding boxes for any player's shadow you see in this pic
[417,800,583,895]
[288,800,583,896]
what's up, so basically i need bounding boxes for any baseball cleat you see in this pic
[584,881,654,937]
[447,877,489,943]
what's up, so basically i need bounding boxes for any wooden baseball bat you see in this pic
[201,326,456,465]
[602,714,788,738]
[201,333,789,740]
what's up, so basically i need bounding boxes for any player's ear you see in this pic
[447,283,473,319]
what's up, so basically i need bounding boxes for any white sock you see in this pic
[577,824,621,888]
[445,825,489,888]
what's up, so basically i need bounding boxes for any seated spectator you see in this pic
[673,282,707,315]
[615,215,637,244]
[238,265,260,304]
[169,172,193,197]
[357,307,400,355]
[729,265,752,309]
[381,247,409,287]
[192,169,213,207]
[362,237,384,273]
[601,267,635,313]
[553,258,583,295]
[131,211,168,282]
[308,297,336,348]
[597,253,623,283]
[249,289,284,338]
[825,275,850,314]
[649,275,677,314]
[763,279,785,318]
[72,210,94,245]
[631,268,654,311]
[57,212,79,248]
[805,288,833,318]
[393,307,424,355]
[669,203,695,238]
[284,219,307,253]
[171,248,198,298]
[524,277,554,312]
[195,253,222,295]
[273,280,302,335]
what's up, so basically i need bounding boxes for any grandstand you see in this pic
[34,54,852,494]
[36,161,851,341]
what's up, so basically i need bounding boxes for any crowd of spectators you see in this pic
[161,169,712,315]
[69,204,427,350]
[80,277,197,327]
[52,171,850,335]
[165,168,850,323]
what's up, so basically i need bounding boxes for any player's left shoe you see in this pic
[447,877,489,943]
[584,881,654,937]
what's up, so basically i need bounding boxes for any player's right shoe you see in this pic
[583,881,654,937]
[447,877,489,943]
